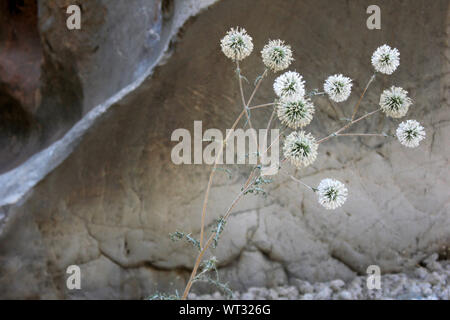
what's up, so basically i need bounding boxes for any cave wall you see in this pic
[0,0,175,173]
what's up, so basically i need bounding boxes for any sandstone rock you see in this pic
[329,279,345,291]
[292,279,315,294]
[315,287,332,300]
[189,257,450,300]
[337,290,353,300]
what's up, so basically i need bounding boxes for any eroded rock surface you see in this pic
[189,254,450,300]
[0,0,449,299]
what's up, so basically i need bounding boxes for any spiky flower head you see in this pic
[371,44,400,75]
[261,40,294,72]
[396,120,426,148]
[317,179,348,210]
[379,86,412,118]
[323,74,353,102]
[277,96,315,129]
[283,131,318,168]
[220,27,253,61]
[273,71,305,100]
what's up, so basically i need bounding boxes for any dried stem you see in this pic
[199,109,246,248]
[290,175,316,192]
[247,69,268,106]
[265,108,276,132]
[237,61,259,147]
[317,108,381,144]
[262,128,285,156]
[182,181,255,300]
[351,73,376,121]
[249,102,276,110]
[336,133,387,137]
[192,63,269,298]
[236,60,247,108]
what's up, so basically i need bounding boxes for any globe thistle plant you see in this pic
[220,27,254,61]
[379,86,412,118]
[273,71,305,100]
[261,40,294,72]
[323,74,353,102]
[176,29,428,300]
[283,131,318,168]
[317,179,348,210]
[396,120,426,148]
[371,44,400,75]
[276,96,315,129]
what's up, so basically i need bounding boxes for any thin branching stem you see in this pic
[248,102,276,110]
[351,73,376,121]
[247,69,268,107]
[184,66,271,300]
[309,91,326,97]
[336,133,387,137]
[199,109,246,248]
[182,181,255,300]
[262,128,285,157]
[317,108,381,144]
[236,60,247,108]
[194,63,269,296]
[237,61,258,146]
[290,175,316,192]
[265,108,276,132]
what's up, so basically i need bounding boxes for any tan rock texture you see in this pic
[0,0,449,299]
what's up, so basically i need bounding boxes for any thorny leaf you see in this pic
[169,231,201,251]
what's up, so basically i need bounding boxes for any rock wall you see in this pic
[0,0,449,299]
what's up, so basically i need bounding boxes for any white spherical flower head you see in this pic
[261,40,294,72]
[396,120,426,148]
[283,131,318,168]
[371,44,400,75]
[317,179,348,210]
[277,96,315,129]
[273,71,305,99]
[220,27,253,61]
[323,74,353,102]
[379,86,412,118]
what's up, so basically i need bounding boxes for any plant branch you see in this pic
[184,67,270,300]
[249,102,276,110]
[317,108,381,144]
[199,109,246,248]
[336,133,388,137]
[262,128,285,157]
[237,61,258,147]
[247,69,268,107]
[351,73,376,121]
[290,175,316,192]
[182,181,256,300]
[236,60,247,108]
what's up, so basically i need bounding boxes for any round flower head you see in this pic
[283,131,318,168]
[277,96,315,129]
[371,44,400,75]
[261,40,294,72]
[220,27,253,61]
[323,74,353,102]
[379,86,412,118]
[396,120,426,148]
[273,71,305,99]
[317,179,348,210]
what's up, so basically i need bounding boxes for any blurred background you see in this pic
[0,0,448,299]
